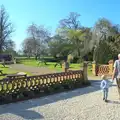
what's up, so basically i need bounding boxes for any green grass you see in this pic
[20,59,92,75]
[0,64,32,80]
[0,65,19,80]
[0,59,92,80]
[20,59,80,71]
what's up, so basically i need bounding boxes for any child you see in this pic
[100,75,112,102]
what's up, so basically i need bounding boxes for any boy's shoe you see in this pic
[103,98,105,100]
[105,100,108,102]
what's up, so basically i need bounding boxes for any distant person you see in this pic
[100,75,112,102]
[83,55,88,61]
[112,54,120,99]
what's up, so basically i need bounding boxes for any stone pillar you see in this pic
[63,61,69,72]
[83,61,88,82]
[92,61,97,76]
[108,60,113,75]
[62,61,65,72]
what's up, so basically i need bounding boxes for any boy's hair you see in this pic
[118,54,120,58]
[101,75,106,80]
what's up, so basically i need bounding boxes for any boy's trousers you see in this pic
[103,88,108,100]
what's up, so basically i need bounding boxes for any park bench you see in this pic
[6,72,27,79]
[0,60,15,68]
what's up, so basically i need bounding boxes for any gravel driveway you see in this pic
[0,80,119,120]
[9,64,56,75]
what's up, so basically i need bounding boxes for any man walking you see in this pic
[112,54,120,99]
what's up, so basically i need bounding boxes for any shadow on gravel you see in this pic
[0,79,113,119]
[108,100,120,104]
[0,104,44,119]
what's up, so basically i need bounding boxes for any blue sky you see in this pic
[1,0,120,50]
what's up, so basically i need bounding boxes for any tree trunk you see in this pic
[35,55,38,60]
[0,46,2,53]
[28,56,30,58]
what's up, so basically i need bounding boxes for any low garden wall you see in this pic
[0,62,89,105]
[92,60,113,76]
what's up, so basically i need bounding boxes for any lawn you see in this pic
[0,59,93,80]
[20,59,92,75]
[0,64,32,80]
[0,65,19,80]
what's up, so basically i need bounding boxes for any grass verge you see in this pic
[20,59,92,75]
[0,64,32,80]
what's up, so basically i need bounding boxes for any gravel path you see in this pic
[0,80,120,120]
[9,64,56,75]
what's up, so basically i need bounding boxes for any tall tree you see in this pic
[58,12,92,61]
[24,24,50,59]
[58,12,81,37]
[0,5,14,52]
[92,18,120,63]
[22,38,34,57]
[59,12,81,30]
[48,35,72,58]
[67,28,92,57]
[3,39,16,56]
[27,24,50,43]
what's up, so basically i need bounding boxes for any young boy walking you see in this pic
[100,75,112,102]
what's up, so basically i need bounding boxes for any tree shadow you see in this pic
[0,73,7,76]
[0,106,44,119]
[107,100,120,104]
[14,110,43,119]
[112,84,117,87]
[1,66,9,68]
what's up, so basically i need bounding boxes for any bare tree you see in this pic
[0,5,14,52]
[59,12,81,30]
[5,39,15,50]
[24,24,50,59]
[27,24,50,43]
